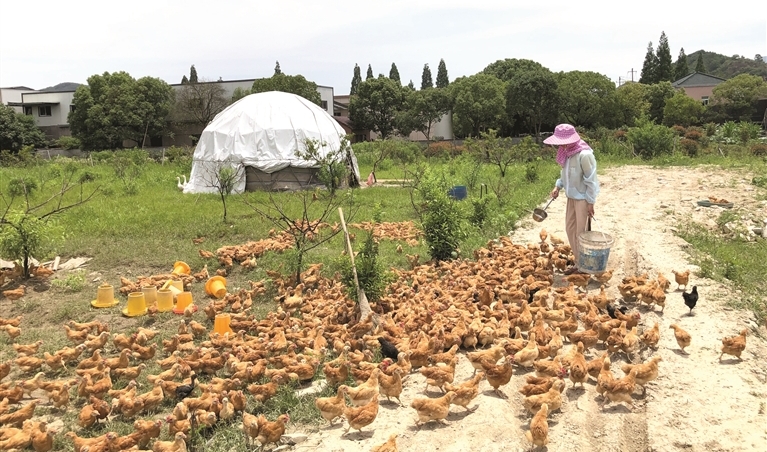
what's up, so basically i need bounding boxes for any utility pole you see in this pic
[628,68,637,82]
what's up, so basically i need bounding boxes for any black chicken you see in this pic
[377,337,400,362]
[605,304,628,319]
[682,286,698,315]
[175,373,197,400]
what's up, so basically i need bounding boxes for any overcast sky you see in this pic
[1,1,765,93]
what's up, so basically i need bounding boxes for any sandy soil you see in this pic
[294,165,767,452]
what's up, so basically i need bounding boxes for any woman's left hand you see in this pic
[587,203,595,218]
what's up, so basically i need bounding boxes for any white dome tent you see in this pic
[183,91,359,194]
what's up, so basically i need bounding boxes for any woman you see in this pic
[544,124,600,275]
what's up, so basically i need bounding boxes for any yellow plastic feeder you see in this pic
[161,279,184,299]
[91,283,118,308]
[141,285,157,305]
[171,261,191,276]
[173,291,197,315]
[123,292,147,317]
[213,313,234,336]
[156,288,174,312]
[205,276,227,299]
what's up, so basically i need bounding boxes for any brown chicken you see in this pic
[596,356,615,398]
[640,322,660,349]
[151,431,187,452]
[669,324,691,354]
[671,269,690,291]
[0,400,36,426]
[512,333,539,368]
[15,355,44,373]
[466,345,505,375]
[565,273,591,291]
[13,340,43,356]
[2,285,26,301]
[378,368,404,405]
[621,355,662,395]
[525,403,550,451]
[30,422,53,452]
[444,372,483,412]
[523,379,565,414]
[55,344,87,363]
[519,376,563,397]
[64,325,90,344]
[592,269,614,285]
[166,415,191,437]
[241,412,260,446]
[719,328,748,360]
[255,414,290,447]
[601,368,638,410]
[568,342,588,388]
[315,386,346,425]
[64,431,109,452]
[481,355,514,397]
[342,368,380,406]
[420,358,457,393]
[410,391,455,426]
[246,377,279,404]
[370,433,398,452]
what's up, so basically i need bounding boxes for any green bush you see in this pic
[469,196,492,227]
[626,118,675,158]
[679,138,700,157]
[55,136,81,150]
[704,122,718,137]
[751,143,767,157]
[163,145,193,163]
[338,228,391,303]
[51,271,86,292]
[416,168,467,261]
[89,150,114,162]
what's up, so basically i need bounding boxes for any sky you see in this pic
[1,0,765,93]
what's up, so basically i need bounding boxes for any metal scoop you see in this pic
[533,198,555,222]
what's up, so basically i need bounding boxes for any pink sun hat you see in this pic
[543,124,580,145]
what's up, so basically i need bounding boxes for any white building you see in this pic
[0,86,37,113]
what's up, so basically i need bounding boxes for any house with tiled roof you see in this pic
[671,72,727,105]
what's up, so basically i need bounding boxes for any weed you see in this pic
[51,270,87,292]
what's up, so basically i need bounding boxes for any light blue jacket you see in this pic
[555,149,599,204]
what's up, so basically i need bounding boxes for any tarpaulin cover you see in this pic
[184,91,357,193]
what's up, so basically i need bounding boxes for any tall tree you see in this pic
[639,42,658,84]
[436,59,449,88]
[250,73,322,105]
[350,64,362,95]
[506,66,559,137]
[674,48,689,81]
[181,75,189,84]
[349,77,407,139]
[398,88,451,140]
[0,105,46,152]
[189,65,198,83]
[421,64,433,90]
[173,79,230,126]
[644,81,676,123]
[449,73,505,137]
[556,71,619,129]
[695,52,706,73]
[274,61,282,75]
[407,80,415,90]
[615,82,650,127]
[389,63,401,84]
[655,32,673,82]
[68,71,174,150]
[366,64,374,80]
[709,73,767,121]
[756,54,763,63]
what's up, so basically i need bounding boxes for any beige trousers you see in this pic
[566,198,591,265]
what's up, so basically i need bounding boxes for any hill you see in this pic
[40,82,82,92]
[677,50,767,80]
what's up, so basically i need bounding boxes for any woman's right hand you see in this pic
[550,187,560,199]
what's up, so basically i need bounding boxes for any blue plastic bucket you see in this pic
[448,185,467,200]
[577,231,614,274]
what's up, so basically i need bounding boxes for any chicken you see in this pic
[64,431,109,452]
[2,285,26,301]
[378,368,404,405]
[377,337,400,362]
[533,356,565,379]
[105,349,133,371]
[420,358,457,393]
[342,368,380,406]
[621,326,641,360]
[682,286,698,315]
[42,352,66,371]
[166,415,191,437]
[523,379,565,414]
[246,378,278,404]
[519,376,562,397]
[138,382,165,413]
[592,269,614,285]
[640,322,660,349]
[525,403,550,451]
[79,403,101,428]
[669,324,691,354]
[0,426,31,450]
[255,414,290,447]
[64,325,90,344]
[0,361,10,381]
[671,269,690,291]
[565,273,591,291]
[601,368,638,410]
[322,359,349,386]
[481,355,514,397]
[55,344,87,363]
[719,329,748,360]
[241,412,260,446]
[112,333,136,351]
[595,356,615,398]
[13,340,43,356]
[84,331,110,353]
[15,355,44,373]
[151,431,187,452]
[20,372,47,396]
[1,324,21,341]
[0,316,22,328]
[30,422,53,452]
[410,391,455,426]
[427,344,459,366]
[467,345,505,375]
[444,372,483,412]
[512,333,539,368]
[371,433,398,452]
[48,380,77,409]
[621,355,662,395]
[568,342,588,388]
[131,343,157,361]
[111,363,146,381]
[0,400,36,427]
[194,409,217,428]
[314,386,346,425]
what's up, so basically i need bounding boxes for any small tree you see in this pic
[695,52,706,73]
[655,32,673,82]
[412,167,466,261]
[189,65,198,83]
[1,164,100,278]
[674,48,689,81]
[198,162,245,222]
[639,42,658,84]
[389,63,401,84]
[350,64,362,95]
[366,64,374,81]
[274,61,282,75]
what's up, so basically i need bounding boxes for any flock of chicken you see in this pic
[0,224,751,452]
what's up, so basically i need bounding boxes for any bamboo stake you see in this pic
[338,207,372,321]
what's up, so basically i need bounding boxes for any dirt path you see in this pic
[296,165,767,452]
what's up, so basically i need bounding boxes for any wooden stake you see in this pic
[338,207,372,321]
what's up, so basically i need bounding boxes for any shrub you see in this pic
[704,122,718,137]
[164,145,193,163]
[416,169,467,261]
[627,118,675,158]
[613,130,627,141]
[424,141,461,158]
[738,122,762,144]
[672,125,687,136]
[679,138,700,157]
[750,143,767,157]
[684,129,703,141]
[468,196,492,227]
[55,136,81,150]
[338,228,391,303]
[89,150,114,162]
